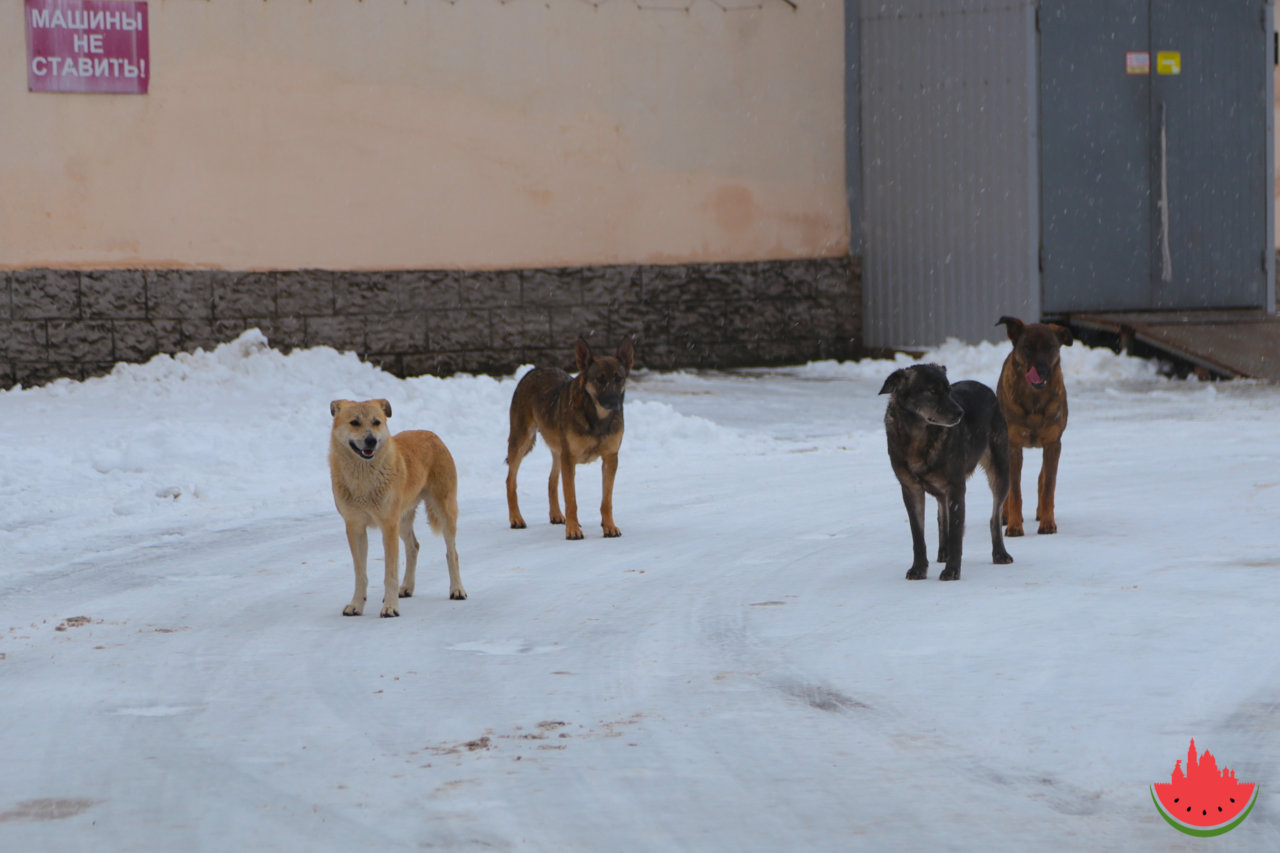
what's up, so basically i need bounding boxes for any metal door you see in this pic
[1040,0,1270,312]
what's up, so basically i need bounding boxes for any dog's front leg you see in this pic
[1003,443,1025,537]
[343,520,369,616]
[900,481,929,580]
[600,451,621,537]
[379,521,401,617]
[1037,440,1061,534]
[938,490,965,581]
[559,448,584,540]
[935,498,950,564]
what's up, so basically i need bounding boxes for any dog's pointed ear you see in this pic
[995,316,1024,344]
[375,399,392,418]
[616,337,635,371]
[330,399,350,417]
[1051,324,1074,347]
[879,369,906,396]
[574,337,594,372]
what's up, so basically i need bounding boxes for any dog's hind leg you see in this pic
[398,506,419,599]
[442,521,465,601]
[426,483,466,601]
[343,520,369,616]
[600,451,621,537]
[899,480,930,580]
[546,449,566,526]
[506,422,536,530]
[1036,441,1061,535]
[985,450,1015,566]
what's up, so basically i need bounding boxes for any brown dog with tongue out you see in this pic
[995,316,1073,536]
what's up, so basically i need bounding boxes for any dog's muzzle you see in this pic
[926,404,964,428]
[1026,365,1049,389]
[597,390,624,411]
[349,437,379,459]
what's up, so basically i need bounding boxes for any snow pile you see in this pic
[0,331,763,563]
[788,336,1161,386]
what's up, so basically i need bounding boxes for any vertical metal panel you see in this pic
[1267,1,1276,315]
[1152,0,1269,309]
[846,0,863,254]
[860,0,1039,350]
[1040,0,1152,312]
[1040,0,1273,313]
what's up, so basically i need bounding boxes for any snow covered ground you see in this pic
[2,331,1278,851]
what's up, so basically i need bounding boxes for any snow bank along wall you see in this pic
[0,0,855,388]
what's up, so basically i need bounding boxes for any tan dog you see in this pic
[506,337,635,540]
[995,316,1073,536]
[328,399,465,617]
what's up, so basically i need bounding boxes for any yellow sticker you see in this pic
[1157,51,1181,75]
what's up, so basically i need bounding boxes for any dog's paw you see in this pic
[1004,522,1025,537]
[993,551,1014,565]
[510,518,527,530]
[938,567,961,581]
[603,525,621,538]
[380,602,400,618]
[1037,520,1057,535]
[450,586,468,601]
[905,565,928,580]
[565,525,585,541]
[342,603,363,616]
[549,513,566,525]
[398,586,414,599]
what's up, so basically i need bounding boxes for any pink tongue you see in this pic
[1026,366,1042,385]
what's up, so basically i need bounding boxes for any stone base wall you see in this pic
[0,258,860,388]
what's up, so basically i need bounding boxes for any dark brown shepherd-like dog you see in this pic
[880,364,1014,581]
[506,337,635,540]
[995,316,1073,537]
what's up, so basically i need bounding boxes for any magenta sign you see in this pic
[25,0,149,94]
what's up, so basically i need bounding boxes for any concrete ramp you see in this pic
[1066,310,1280,381]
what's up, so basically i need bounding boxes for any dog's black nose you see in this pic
[362,436,378,448]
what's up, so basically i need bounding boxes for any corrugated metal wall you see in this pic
[860,0,1040,350]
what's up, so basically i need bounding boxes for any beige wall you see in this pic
[0,0,848,271]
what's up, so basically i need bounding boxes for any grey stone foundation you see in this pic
[0,258,860,389]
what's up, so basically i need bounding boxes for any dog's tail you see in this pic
[424,488,459,537]
[425,501,444,535]
[504,432,536,465]
[424,449,459,537]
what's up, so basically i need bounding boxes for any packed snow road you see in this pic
[2,333,1279,851]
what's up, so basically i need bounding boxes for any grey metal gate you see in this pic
[1040,0,1271,313]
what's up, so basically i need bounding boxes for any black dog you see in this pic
[880,364,1014,581]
